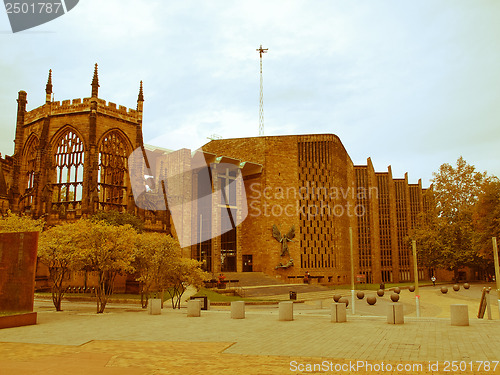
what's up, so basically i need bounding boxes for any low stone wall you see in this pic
[0,312,37,329]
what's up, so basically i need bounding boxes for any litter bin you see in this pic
[289,291,297,300]
[380,283,385,290]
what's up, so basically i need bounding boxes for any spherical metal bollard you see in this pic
[377,289,384,297]
[333,294,342,303]
[357,291,365,300]
[393,287,401,294]
[463,283,470,289]
[367,296,377,305]
[409,285,415,292]
[441,286,448,294]
[338,297,349,307]
[390,293,400,302]
[453,284,460,292]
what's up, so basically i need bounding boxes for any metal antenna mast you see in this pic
[257,45,268,136]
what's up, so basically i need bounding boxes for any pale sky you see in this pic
[1,0,499,186]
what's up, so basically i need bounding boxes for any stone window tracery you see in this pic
[22,135,39,211]
[52,130,85,209]
[98,131,128,211]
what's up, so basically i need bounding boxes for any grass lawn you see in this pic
[0,311,31,317]
[35,292,172,301]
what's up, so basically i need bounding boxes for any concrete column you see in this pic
[450,304,469,326]
[279,301,293,321]
[331,302,347,323]
[187,299,201,317]
[231,301,245,319]
[148,299,161,315]
[387,303,404,324]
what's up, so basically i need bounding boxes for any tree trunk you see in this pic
[160,289,165,308]
[140,282,149,309]
[52,289,62,311]
[50,267,66,311]
[96,270,116,313]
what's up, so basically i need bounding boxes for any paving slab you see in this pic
[1,284,499,374]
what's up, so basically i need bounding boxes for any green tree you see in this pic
[473,178,500,269]
[0,210,44,233]
[78,220,138,313]
[38,222,84,311]
[91,209,144,232]
[412,157,488,280]
[412,190,443,270]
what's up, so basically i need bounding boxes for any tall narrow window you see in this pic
[98,131,128,211]
[22,135,39,211]
[52,130,85,209]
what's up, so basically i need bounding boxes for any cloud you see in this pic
[1,0,500,184]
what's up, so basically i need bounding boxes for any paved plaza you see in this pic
[1,284,499,374]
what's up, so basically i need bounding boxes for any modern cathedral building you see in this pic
[199,135,430,284]
[0,67,435,289]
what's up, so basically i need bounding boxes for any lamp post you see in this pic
[493,237,500,319]
[412,240,420,317]
[349,227,355,314]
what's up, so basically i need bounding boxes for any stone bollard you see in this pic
[450,304,469,326]
[148,298,161,315]
[148,298,162,315]
[387,303,404,324]
[331,302,347,323]
[231,301,245,319]
[187,299,201,317]
[279,301,294,321]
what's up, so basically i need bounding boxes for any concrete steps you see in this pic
[244,287,338,300]
[213,272,335,299]
[220,272,284,287]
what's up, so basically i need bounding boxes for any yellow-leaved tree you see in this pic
[164,257,209,309]
[134,232,178,308]
[0,210,44,233]
[135,232,209,309]
[38,222,85,311]
[78,220,138,313]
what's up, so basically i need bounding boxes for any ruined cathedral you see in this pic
[0,65,169,233]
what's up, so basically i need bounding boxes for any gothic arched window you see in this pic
[98,131,128,211]
[52,130,85,206]
[22,135,39,211]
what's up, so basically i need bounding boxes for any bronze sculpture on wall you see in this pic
[272,224,295,269]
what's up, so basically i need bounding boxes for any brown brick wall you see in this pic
[0,232,38,312]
